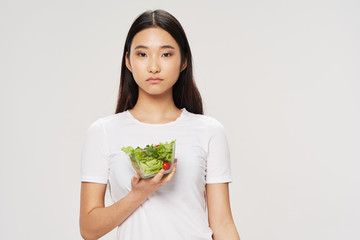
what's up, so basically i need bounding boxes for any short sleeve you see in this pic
[205,119,232,184]
[80,120,109,184]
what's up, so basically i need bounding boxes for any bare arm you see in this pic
[79,160,177,240]
[206,183,240,240]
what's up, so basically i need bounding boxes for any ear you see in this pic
[125,51,132,72]
[180,58,187,72]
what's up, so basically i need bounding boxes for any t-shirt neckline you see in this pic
[126,108,187,126]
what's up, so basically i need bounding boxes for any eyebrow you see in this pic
[134,45,175,50]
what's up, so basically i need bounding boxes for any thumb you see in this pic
[131,173,140,186]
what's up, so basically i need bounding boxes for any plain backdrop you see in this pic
[1,0,359,239]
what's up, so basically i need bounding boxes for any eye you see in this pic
[137,52,147,57]
[162,53,171,57]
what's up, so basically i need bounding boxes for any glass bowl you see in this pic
[125,141,176,178]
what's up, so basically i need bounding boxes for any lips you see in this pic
[147,77,163,83]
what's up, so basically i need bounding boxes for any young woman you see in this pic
[80,9,240,240]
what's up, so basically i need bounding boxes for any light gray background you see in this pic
[0,0,359,239]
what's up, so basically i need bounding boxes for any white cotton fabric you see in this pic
[81,108,232,240]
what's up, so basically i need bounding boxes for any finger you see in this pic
[162,161,177,183]
[167,158,177,175]
[131,173,140,186]
[152,169,165,182]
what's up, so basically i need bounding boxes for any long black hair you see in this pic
[115,9,203,114]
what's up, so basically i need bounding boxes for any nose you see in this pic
[148,56,160,73]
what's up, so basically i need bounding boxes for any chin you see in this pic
[147,91,170,96]
[142,88,172,97]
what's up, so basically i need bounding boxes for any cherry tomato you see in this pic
[163,161,171,170]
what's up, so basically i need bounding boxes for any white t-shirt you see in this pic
[81,108,232,240]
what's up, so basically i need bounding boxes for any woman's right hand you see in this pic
[130,158,177,200]
[80,158,178,239]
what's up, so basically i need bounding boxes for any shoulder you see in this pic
[86,111,129,132]
[184,109,227,133]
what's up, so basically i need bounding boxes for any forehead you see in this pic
[131,27,179,49]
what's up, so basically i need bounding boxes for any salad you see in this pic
[121,140,176,178]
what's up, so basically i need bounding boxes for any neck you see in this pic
[130,89,181,123]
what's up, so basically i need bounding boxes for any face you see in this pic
[125,27,187,97]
